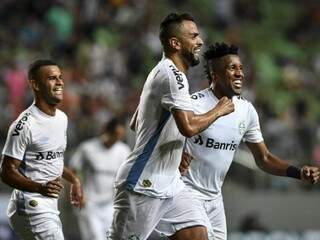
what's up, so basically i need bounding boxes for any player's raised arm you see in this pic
[246,141,320,184]
[172,96,234,138]
[1,155,63,197]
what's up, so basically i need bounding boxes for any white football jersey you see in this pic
[2,104,67,215]
[115,55,193,198]
[183,88,263,200]
[69,138,131,204]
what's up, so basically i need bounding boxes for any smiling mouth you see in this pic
[53,88,63,95]
[233,79,242,88]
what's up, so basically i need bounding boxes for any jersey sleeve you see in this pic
[242,103,264,143]
[2,121,31,161]
[161,65,193,112]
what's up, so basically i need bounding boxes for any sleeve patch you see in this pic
[12,112,31,136]
[169,65,184,90]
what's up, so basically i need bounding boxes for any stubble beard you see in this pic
[181,49,200,67]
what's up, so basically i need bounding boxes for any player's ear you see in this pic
[213,72,219,83]
[169,37,181,51]
[30,79,40,91]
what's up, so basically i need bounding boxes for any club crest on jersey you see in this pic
[12,112,31,136]
[141,179,152,188]
[29,200,38,207]
[238,121,246,135]
[169,65,184,90]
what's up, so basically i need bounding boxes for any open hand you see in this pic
[70,180,84,209]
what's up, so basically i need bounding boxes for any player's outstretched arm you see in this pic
[0,155,63,197]
[62,166,84,209]
[172,96,234,138]
[246,141,320,184]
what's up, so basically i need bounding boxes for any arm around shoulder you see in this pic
[172,96,234,138]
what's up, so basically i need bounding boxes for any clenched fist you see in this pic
[215,96,234,118]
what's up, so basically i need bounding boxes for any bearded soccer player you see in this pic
[170,42,319,240]
[0,59,83,239]
[108,14,234,240]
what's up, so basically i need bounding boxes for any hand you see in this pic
[70,179,84,209]
[215,96,234,118]
[179,152,193,176]
[39,177,63,198]
[300,166,320,184]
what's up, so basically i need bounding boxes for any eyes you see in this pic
[47,75,63,81]
[227,64,243,72]
[191,33,199,39]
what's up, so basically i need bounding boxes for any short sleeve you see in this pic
[2,121,31,160]
[243,104,264,143]
[161,64,193,112]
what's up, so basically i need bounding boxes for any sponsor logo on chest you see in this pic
[193,134,238,151]
[35,151,64,160]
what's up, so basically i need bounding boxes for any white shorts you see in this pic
[7,190,64,240]
[151,194,226,240]
[9,211,64,240]
[77,202,113,240]
[204,194,226,240]
[107,186,208,240]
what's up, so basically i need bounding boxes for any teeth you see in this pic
[53,89,63,94]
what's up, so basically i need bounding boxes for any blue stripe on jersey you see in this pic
[125,109,171,190]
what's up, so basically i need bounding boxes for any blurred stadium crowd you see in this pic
[1,0,319,187]
[0,0,320,238]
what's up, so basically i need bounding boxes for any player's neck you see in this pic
[211,86,233,100]
[166,53,189,74]
[34,99,57,116]
[101,134,116,148]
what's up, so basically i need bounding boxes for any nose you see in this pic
[198,36,204,47]
[56,78,64,85]
[235,68,243,77]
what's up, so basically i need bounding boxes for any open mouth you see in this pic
[53,87,63,95]
[233,79,242,88]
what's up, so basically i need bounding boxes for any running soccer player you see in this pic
[174,42,320,240]
[108,13,234,240]
[0,59,83,239]
[69,117,131,240]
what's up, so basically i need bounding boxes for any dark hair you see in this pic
[28,59,58,81]
[203,42,238,83]
[103,117,124,134]
[159,13,195,51]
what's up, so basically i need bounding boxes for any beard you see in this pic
[181,48,200,67]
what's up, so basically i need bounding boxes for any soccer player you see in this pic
[108,13,234,240]
[69,117,131,240]
[0,59,83,239]
[174,42,320,240]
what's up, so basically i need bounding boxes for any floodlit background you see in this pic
[0,0,319,239]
